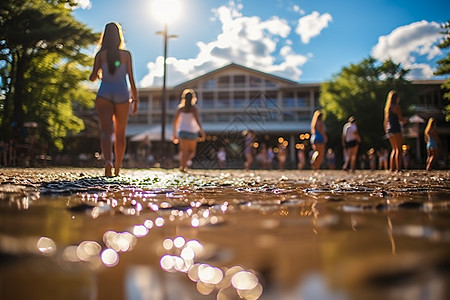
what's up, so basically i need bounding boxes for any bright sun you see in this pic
[151,0,182,24]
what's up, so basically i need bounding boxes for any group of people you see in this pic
[309,90,441,172]
[91,22,441,176]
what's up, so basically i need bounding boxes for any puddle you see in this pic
[0,168,449,300]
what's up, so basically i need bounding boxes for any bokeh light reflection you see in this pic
[77,241,101,261]
[158,237,262,299]
[232,271,259,290]
[36,237,56,256]
[132,225,148,237]
[101,248,119,267]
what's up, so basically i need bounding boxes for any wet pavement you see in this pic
[0,168,449,300]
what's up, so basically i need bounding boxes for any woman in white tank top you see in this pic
[172,89,205,172]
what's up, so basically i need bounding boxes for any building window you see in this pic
[168,94,178,109]
[265,91,278,108]
[282,112,296,121]
[218,91,231,108]
[297,92,308,107]
[202,79,216,89]
[201,113,216,122]
[217,113,231,122]
[265,79,277,88]
[249,91,262,107]
[283,92,295,108]
[249,76,262,87]
[202,92,215,108]
[297,111,311,120]
[152,96,161,109]
[233,75,246,88]
[234,91,246,108]
[138,97,149,111]
[218,76,230,88]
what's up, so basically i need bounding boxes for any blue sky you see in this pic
[72,0,450,87]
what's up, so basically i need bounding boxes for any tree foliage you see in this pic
[320,57,415,153]
[434,20,450,121]
[0,0,99,150]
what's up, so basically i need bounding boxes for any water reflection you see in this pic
[0,169,449,300]
[159,236,263,299]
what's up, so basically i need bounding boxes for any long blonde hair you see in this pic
[424,117,436,137]
[384,90,399,120]
[311,110,323,133]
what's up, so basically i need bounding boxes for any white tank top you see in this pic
[178,112,199,133]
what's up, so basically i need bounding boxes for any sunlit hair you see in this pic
[99,22,125,75]
[384,90,399,119]
[311,110,323,132]
[178,89,197,108]
[424,117,436,136]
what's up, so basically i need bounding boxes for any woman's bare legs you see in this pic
[112,101,130,176]
[348,145,359,172]
[96,98,130,176]
[311,143,325,170]
[388,133,403,172]
[96,97,115,176]
[179,139,197,171]
[426,148,438,171]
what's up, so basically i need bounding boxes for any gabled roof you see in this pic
[174,63,299,88]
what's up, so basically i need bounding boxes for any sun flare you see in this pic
[151,0,182,24]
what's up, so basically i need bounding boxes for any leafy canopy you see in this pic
[320,57,414,151]
[434,20,450,120]
[0,0,99,150]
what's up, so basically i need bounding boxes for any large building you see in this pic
[123,63,447,169]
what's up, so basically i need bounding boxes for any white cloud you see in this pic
[293,5,305,15]
[140,1,310,87]
[71,0,92,9]
[371,21,443,78]
[295,11,332,44]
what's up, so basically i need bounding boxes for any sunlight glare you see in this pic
[151,0,182,24]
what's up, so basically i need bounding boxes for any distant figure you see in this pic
[217,147,227,169]
[402,147,410,169]
[257,143,268,169]
[89,22,138,177]
[377,148,388,170]
[424,117,440,171]
[359,153,367,170]
[267,147,275,169]
[326,148,336,169]
[243,130,256,170]
[342,116,361,172]
[297,144,306,170]
[277,142,287,170]
[310,110,327,170]
[368,148,377,170]
[172,89,205,172]
[384,90,406,172]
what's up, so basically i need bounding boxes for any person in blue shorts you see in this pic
[424,117,440,171]
[310,110,327,170]
[90,22,138,177]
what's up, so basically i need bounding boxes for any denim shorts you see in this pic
[178,131,198,140]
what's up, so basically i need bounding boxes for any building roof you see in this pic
[174,63,300,89]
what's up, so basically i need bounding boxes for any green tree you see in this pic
[0,0,98,149]
[434,20,450,120]
[320,57,414,153]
